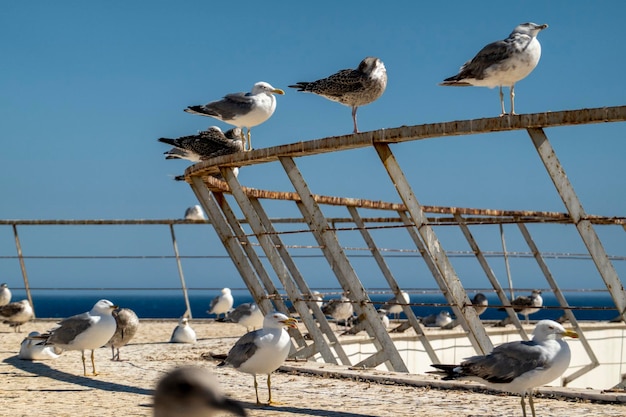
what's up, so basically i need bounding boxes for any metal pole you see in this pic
[12,225,35,318]
[169,224,192,319]
[499,224,515,300]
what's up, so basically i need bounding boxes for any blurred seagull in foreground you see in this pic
[184,82,284,151]
[207,288,234,319]
[170,317,196,344]
[289,56,387,133]
[106,307,139,361]
[430,320,578,417]
[184,205,206,221]
[441,22,548,115]
[218,312,298,405]
[159,126,244,162]
[154,366,247,417]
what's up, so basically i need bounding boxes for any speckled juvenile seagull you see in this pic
[184,82,284,151]
[440,22,548,115]
[289,56,387,133]
[159,126,244,162]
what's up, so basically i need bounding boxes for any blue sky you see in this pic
[0,1,624,296]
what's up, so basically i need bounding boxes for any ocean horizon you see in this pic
[7,289,619,322]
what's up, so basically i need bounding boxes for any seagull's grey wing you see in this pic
[209,295,221,312]
[511,295,533,311]
[224,330,261,368]
[46,313,93,345]
[226,303,252,323]
[455,39,516,81]
[380,295,399,310]
[290,69,365,97]
[194,93,257,121]
[0,302,24,318]
[321,299,339,315]
[461,340,545,383]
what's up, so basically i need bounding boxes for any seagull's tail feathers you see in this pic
[158,138,178,147]
[288,82,312,92]
[439,78,472,87]
[184,105,218,117]
[428,363,461,380]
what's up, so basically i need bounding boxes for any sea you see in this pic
[9,289,619,322]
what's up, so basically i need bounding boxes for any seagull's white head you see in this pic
[359,56,387,78]
[532,320,578,341]
[251,81,285,96]
[513,22,548,38]
[221,288,231,295]
[91,299,119,315]
[263,312,298,329]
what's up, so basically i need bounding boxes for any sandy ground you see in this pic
[1,319,625,417]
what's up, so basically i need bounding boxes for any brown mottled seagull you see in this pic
[159,126,244,162]
[106,307,139,361]
[184,82,284,151]
[289,56,387,133]
[441,22,548,115]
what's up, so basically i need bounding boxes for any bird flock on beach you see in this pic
[2,22,589,417]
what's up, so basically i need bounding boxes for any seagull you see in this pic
[207,288,234,319]
[170,317,197,344]
[184,205,206,220]
[154,366,248,417]
[184,82,284,151]
[440,22,548,116]
[159,126,244,162]
[381,291,410,321]
[321,293,354,329]
[106,307,139,361]
[218,312,297,405]
[430,320,578,417]
[289,56,387,133]
[19,331,62,360]
[223,303,264,331]
[1,299,34,332]
[0,283,11,306]
[341,308,390,335]
[420,310,453,328]
[499,290,543,324]
[34,299,118,376]
[472,292,489,316]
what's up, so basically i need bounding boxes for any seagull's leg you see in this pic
[510,84,516,115]
[528,392,537,417]
[81,349,88,376]
[520,394,528,417]
[239,128,247,151]
[267,374,273,404]
[247,129,252,152]
[352,106,359,133]
[499,86,506,116]
[253,375,261,405]
[91,349,98,375]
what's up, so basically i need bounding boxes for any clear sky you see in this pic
[0,1,624,295]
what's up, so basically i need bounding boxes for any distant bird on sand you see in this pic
[170,317,197,344]
[184,82,284,151]
[154,366,247,417]
[499,290,543,324]
[289,56,387,133]
[19,331,62,360]
[34,299,118,376]
[381,291,410,321]
[207,288,234,319]
[218,312,298,405]
[106,307,139,361]
[322,293,354,328]
[0,283,11,306]
[159,126,244,162]
[440,22,548,115]
[430,320,578,417]
[223,303,264,331]
[472,293,489,316]
[184,205,206,220]
[420,310,453,328]
[1,299,34,332]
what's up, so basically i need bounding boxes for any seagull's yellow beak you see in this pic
[111,305,120,310]
[563,329,579,339]
[273,88,285,95]
[282,317,298,329]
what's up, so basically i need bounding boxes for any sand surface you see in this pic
[1,319,624,417]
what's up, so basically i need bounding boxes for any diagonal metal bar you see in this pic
[279,155,408,372]
[168,225,192,319]
[12,225,35,318]
[454,214,528,339]
[348,206,440,363]
[221,166,343,362]
[517,222,599,385]
[374,142,493,355]
[527,128,626,320]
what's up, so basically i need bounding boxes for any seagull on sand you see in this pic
[19,331,62,360]
[106,307,139,361]
[380,291,410,321]
[499,290,543,325]
[218,312,298,405]
[472,292,489,316]
[154,366,248,417]
[1,299,34,332]
[0,283,11,306]
[289,56,387,133]
[430,320,578,417]
[223,303,264,331]
[159,126,244,162]
[322,293,354,329]
[34,299,118,376]
[440,22,548,116]
[170,317,197,344]
[184,82,284,152]
[207,288,234,319]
